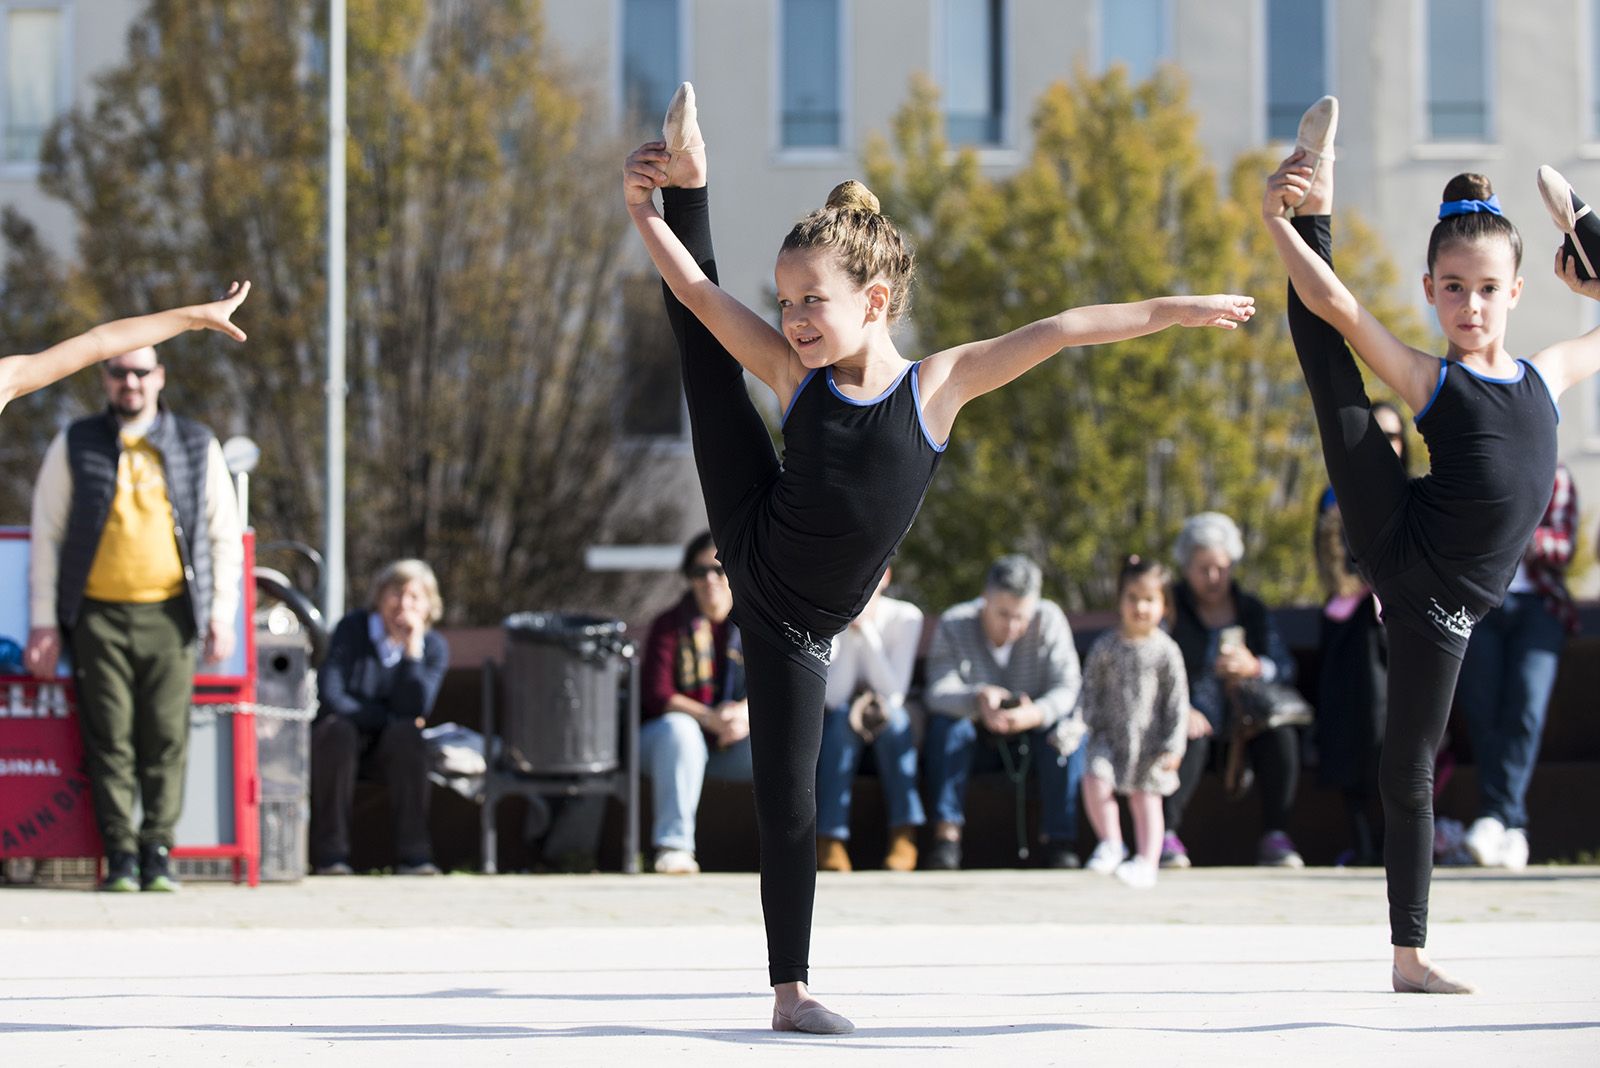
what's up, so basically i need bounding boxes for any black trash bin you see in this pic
[500,612,631,775]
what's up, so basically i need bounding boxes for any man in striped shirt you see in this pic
[921,555,1084,870]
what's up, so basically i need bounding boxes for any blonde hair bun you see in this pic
[826,180,880,214]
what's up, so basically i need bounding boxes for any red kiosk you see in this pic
[0,527,261,885]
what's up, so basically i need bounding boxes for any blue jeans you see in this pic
[1455,592,1565,830]
[815,701,926,840]
[923,712,1085,842]
[639,711,754,852]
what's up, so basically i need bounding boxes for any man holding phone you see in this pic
[922,555,1085,870]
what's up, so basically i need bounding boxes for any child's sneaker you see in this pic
[1537,165,1600,280]
[1464,815,1506,867]
[1158,830,1190,869]
[1085,839,1128,875]
[1114,856,1158,889]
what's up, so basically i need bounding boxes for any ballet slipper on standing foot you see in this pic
[772,998,856,1035]
[1290,95,1338,215]
[661,81,707,189]
[1391,963,1478,995]
[1537,164,1600,281]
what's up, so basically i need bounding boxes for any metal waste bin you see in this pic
[501,612,629,775]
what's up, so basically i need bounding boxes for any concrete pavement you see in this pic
[3,866,1598,1065]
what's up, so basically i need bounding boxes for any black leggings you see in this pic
[660,187,826,986]
[1287,215,1464,947]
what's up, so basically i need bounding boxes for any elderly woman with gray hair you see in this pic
[310,559,451,876]
[1162,513,1303,869]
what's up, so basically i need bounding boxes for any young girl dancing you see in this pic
[1075,556,1188,889]
[1264,97,1600,994]
[0,283,251,418]
[623,83,1254,1033]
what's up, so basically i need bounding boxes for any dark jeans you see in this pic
[70,597,198,855]
[1455,592,1565,830]
[923,712,1085,844]
[1162,724,1300,837]
[310,715,432,867]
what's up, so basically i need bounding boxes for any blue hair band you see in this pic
[1438,195,1503,220]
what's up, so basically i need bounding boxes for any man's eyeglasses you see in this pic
[105,366,157,380]
[686,564,725,580]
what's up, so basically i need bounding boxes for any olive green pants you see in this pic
[70,598,198,855]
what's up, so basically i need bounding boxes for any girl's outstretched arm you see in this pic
[916,293,1254,442]
[623,144,796,400]
[1530,249,1600,396]
[0,282,250,415]
[1263,153,1436,411]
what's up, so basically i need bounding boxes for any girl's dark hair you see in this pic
[781,180,917,321]
[1117,554,1171,597]
[680,530,716,576]
[1427,173,1522,271]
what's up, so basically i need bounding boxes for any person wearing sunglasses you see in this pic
[637,530,753,874]
[25,312,247,893]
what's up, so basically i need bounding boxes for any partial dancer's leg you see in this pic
[1381,622,1476,993]
[1286,213,1409,555]
[657,186,779,537]
[741,630,854,1034]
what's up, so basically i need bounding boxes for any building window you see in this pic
[619,276,685,439]
[1265,0,1328,141]
[621,0,680,133]
[3,4,68,165]
[1425,0,1491,141]
[780,0,841,148]
[938,0,1005,146]
[1100,0,1168,82]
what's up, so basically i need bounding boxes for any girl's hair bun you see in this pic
[1442,172,1494,203]
[826,179,880,214]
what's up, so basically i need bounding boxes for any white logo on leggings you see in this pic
[1427,599,1476,640]
[781,622,833,665]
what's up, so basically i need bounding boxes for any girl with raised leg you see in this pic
[1263,97,1600,993]
[625,83,1254,1033]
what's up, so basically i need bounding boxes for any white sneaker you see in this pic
[1501,828,1529,872]
[1085,840,1128,875]
[652,848,700,875]
[1114,857,1158,889]
[1464,816,1506,867]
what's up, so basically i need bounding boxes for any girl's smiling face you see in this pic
[1424,236,1523,357]
[774,248,884,367]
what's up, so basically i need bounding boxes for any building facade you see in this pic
[6,0,1600,587]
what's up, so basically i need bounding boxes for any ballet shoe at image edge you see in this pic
[1288,95,1338,212]
[1537,164,1600,281]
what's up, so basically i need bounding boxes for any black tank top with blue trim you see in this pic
[1408,357,1558,618]
[724,361,943,668]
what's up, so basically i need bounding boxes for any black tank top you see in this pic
[1410,357,1558,613]
[729,362,944,654]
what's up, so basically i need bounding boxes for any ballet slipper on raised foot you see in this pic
[772,1000,856,1035]
[1391,964,1478,995]
[1538,164,1600,281]
[661,81,706,188]
[1290,95,1338,215]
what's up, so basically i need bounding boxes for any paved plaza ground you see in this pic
[3,865,1598,1065]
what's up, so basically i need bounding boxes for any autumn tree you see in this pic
[2,0,672,621]
[867,71,1428,613]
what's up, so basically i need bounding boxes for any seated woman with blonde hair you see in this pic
[311,559,450,875]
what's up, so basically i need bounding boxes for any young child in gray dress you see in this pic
[1077,557,1190,888]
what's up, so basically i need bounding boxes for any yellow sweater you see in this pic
[81,430,186,603]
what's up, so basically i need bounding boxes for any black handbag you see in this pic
[1224,679,1313,799]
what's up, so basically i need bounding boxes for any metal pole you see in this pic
[323,0,347,622]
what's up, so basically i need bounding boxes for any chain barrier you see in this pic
[190,701,316,723]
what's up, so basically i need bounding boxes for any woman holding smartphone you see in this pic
[1164,512,1302,868]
